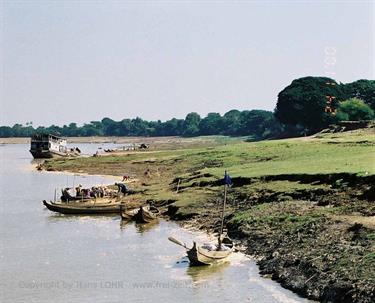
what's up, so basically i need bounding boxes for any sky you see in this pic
[0,0,374,127]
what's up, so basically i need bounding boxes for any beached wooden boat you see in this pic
[133,206,160,223]
[120,208,139,221]
[187,241,232,266]
[43,200,122,214]
[169,171,233,266]
[169,237,233,266]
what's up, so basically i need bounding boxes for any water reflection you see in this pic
[120,219,160,235]
[46,213,119,223]
[135,220,160,234]
[186,262,230,284]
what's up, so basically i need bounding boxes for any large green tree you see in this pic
[275,76,345,133]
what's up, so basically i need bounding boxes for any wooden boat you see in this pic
[169,237,233,266]
[187,238,233,266]
[169,171,233,266]
[120,208,139,221]
[43,200,122,214]
[133,206,160,223]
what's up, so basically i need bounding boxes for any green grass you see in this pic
[202,138,375,178]
[46,129,375,179]
[44,128,375,211]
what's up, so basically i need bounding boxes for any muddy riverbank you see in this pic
[166,177,374,303]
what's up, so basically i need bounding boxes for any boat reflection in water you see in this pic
[135,220,159,234]
[186,261,230,284]
[120,219,160,234]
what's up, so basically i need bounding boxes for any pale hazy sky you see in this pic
[1,0,374,127]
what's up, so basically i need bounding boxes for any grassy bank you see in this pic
[42,128,375,302]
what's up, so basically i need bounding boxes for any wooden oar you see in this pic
[168,236,189,249]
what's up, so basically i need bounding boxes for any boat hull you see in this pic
[120,209,138,221]
[187,242,232,266]
[134,206,159,223]
[43,200,121,214]
[30,150,80,159]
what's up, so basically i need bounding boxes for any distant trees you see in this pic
[0,109,282,139]
[336,98,374,121]
[183,112,201,137]
[222,110,242,136]
[199,113,222,135]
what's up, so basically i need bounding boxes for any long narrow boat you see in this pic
[133,206,159,223]
[43,200,122,214]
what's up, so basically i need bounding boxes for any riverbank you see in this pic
[0,135,240,148]
[40,129,375,302]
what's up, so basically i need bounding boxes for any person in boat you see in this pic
[61,187,75,201]
[115,182,129,195]
[91,186,104,198]
[75,185,82,196]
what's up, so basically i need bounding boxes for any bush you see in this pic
[336,98,374,121]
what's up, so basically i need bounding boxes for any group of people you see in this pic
[60,180,132,202]
[75,185,108,198]
[75,182,131,198]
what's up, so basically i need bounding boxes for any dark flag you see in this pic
[223,171,232,186]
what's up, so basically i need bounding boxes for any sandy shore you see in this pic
[0,135,229,146]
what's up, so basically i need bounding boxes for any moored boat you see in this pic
[168,237,233,266]
[187,241,233,266]
[169,171,234,266]
[120,208,139,221]
[133,206,159,223]
[43,199,122,214]
[30,133,80,159]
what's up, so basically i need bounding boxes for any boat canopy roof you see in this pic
[31,133,65,142]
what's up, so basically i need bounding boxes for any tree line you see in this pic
[0,77,373,138]
[0,110,283,139]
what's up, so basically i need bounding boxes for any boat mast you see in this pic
[218,171,228,248]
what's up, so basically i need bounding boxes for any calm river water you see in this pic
[0,144,312,303]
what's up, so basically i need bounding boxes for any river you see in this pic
[0,143,312,303]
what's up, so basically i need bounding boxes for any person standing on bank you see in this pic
[115,182,129,196]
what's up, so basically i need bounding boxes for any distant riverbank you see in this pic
[0,135,240,147]
[0,136,178,144]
